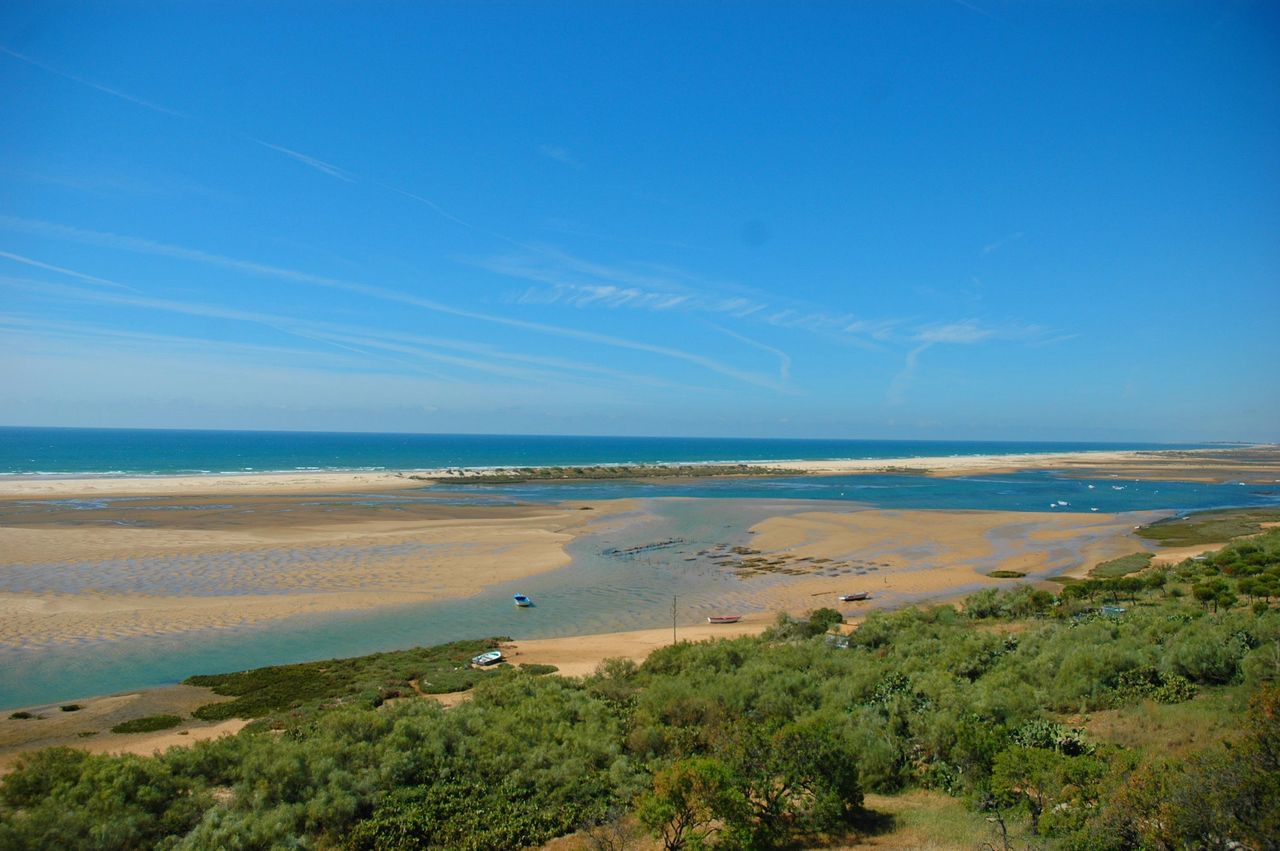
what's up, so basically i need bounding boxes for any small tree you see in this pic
[638,757,744,851]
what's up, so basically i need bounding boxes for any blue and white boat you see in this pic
[470,650,503,666]
[513,594,533,607]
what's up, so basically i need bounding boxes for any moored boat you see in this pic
[513,594,533,607]
[707,615,742,624]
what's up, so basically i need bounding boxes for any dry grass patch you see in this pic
[1068,687,1247,758]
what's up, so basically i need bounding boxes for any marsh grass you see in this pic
[186,637,508,721]
[425,463,801,483]
[1138,508,1280,547]
[1090,551,1155,578]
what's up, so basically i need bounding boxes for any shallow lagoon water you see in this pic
[1,472,1277,708]
[431,470,1280,514]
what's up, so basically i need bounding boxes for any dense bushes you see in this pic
[110,714,183,734]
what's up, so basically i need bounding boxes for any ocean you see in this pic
[0,426,1223,476]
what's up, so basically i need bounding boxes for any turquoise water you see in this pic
[0,426,1220,475]
[433,470,1280,514]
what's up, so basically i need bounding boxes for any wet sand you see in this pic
[738,508,1156,610]
[0,499,617,649]
[0,492,1160,652]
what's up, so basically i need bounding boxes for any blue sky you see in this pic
[1,2,1277,441]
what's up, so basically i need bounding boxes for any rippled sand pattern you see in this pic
[0,497,606,651]
[2,541,460,597]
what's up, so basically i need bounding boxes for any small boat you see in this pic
[838,592,869,602]
[707,615,742,624]
[513,594,533,607]
[470,650,503,666]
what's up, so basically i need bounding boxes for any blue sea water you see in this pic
[0,426,1223,476]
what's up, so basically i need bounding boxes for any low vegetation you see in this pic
[184,637,508,721]
[1,529,1278,849]
[420,463,801,483]
[1136,506,1280,547]
[109,715,182,734]
[1089,551,1153,578]
[987,569,1026,578]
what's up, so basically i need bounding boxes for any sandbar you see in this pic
[2,445,1275,499]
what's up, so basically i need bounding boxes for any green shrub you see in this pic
[1111,665,1197,704]
[518,663,559,675]
[186,637,507,720]
[1090,552,1154,579]
[110,715,182,734]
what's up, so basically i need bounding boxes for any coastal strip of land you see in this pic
[1,444,1275,498]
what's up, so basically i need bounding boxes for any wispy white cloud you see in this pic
[0,216,787,389]
[0,46,191,119]
[0,250,136,291]
[951,0,1001,21]
[843,318,904,341]
[913,320,996,345]
[0,47,519,244]
[890,319,1058,404]
[0,258,716,393]
[251,141,356,182]
[538,145,582,168]
[712,325,792,382]
[0,313,368,369]
[888,343,930,406]
[982,231,1023,255]
[474,247,894,351]
[516,283,690,311]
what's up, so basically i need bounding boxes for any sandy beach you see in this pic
[742,444,1280,483]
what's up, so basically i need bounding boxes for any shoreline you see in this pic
[2,444,1276,498]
